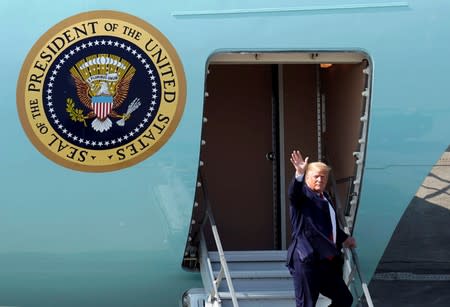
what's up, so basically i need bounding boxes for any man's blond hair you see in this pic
[305,162,331,175]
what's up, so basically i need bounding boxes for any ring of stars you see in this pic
[45,38,160,149]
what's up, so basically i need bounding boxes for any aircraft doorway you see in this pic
[191,52,369,254]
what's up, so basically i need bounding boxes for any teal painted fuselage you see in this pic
[1,1,449,306]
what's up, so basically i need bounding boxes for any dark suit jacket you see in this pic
[286,175,348,271]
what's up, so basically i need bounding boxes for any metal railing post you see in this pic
[198,173,239,307]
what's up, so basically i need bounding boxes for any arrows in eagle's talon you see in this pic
[116,98,141,126]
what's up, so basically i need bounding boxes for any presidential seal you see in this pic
[17,11,186,172]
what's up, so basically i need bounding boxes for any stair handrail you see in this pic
[330,172,374,307]
[198,173,239,307]
[345,247,374,307]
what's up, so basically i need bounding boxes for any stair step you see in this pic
[218,291,331,307]
[217,290,295,307]
[208,250,287,263]
[209,250,289,276]
[183,288,331,307]
[219,290,294,300]
[217,277,294,292]
[213,269,291,279]
[211,260,288,272]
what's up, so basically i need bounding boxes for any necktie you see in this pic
[320,194,334,243]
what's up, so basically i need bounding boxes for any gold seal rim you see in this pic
[16,10,186,172]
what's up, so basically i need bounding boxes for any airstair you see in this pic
[182,198,374,307]
[184,248,333,307]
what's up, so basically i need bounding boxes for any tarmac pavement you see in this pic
[369,146,450,306]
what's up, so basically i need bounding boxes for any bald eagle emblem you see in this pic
[66,54,141,132]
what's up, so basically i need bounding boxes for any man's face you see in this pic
[305,169,328,193]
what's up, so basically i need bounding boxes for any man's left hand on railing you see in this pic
[343,236,357,248]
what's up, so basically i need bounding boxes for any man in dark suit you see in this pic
[287,150,356,307]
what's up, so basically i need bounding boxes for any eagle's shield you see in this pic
[92,96,113,120]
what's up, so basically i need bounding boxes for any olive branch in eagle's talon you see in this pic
[66,98,89,127]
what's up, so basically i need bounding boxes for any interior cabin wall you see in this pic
[202,64,275,251]
[282,64,319,247]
